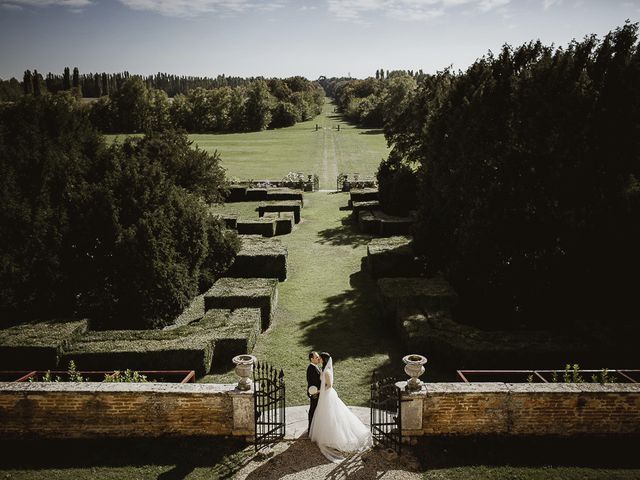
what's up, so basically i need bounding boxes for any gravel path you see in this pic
[233,439,423,480]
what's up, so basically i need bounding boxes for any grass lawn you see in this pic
[106,97,389,190]
[2,435,639,480]
[205,191,428,407]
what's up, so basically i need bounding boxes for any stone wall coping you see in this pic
[0,382,254,395]
[406,382,640,394]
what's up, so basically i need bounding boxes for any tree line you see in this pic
[89,76,324,133]
[1,68,258,100]
[372,23,640,334]
[1,69,325,134]
[319,69,427,128]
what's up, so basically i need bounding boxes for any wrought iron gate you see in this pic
[253,361,285,451]
[370,371,403,455]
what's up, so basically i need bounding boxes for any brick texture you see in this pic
[0,382,253,439]
[410,383,640,436]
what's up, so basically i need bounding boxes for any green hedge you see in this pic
[395,306,606,369]
[0,319,88,370]
[236,219,277,237]
[377,276,458,321]
[367,236,423,278]
[226,236,288,281]
[204,278,278,331]
[258,201,301,223]
[61,308,261,375]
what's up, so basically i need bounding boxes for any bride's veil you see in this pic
[321,357,333,390]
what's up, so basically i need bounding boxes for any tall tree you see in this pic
[63,67,71,90]
[32,70,42,97]
[22,70,33,95]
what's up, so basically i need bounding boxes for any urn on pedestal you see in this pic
[232,354,257,391]
[402,354,427,391]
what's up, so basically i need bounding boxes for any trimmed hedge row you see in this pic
[204,277,279,331]
[258,201,302,224]
[226,235,288,281]
[394,306,601,369]
[357,210,414,236]
[61,308,261,375]
[377,276,458,320]
[237,219,277,237]
[0,319,89,370]
[366,236,424,278]
[349,188,379,207]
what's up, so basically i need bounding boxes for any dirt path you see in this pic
[320,125,339,190]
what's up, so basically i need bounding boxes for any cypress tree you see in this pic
[32,70,41,97]
[72,67,80,88]
[22,70,33,95]
[63,67,71,90]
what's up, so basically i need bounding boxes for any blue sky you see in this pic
[1,0,639,80]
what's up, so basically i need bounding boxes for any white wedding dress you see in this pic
[309,358,373,462]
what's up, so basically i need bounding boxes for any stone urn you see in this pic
[403,354,428,391]
[232,354,256,391]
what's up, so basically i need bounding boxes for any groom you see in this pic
[306,351,322,433]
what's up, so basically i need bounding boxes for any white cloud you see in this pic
[0,0,91,7]
[543,0,561,10]
[118,0,284,17]
[327,0,511,22]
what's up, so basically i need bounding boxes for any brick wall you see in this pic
[0,382,254,439]
[400,382,640,436]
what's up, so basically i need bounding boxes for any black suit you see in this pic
[307,363,321,431]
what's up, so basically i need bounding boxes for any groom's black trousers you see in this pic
[309,395,319,431]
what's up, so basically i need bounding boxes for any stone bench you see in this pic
[236,218,276,237]
[204,277,279,331]
[258,201,302,224]
[226,235,288,281]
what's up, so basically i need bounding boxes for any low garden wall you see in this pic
[0,382,254,439]
[400,382,640,437]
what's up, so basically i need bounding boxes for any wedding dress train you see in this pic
[309,358,373,463]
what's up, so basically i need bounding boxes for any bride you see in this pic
[309,352,373,462]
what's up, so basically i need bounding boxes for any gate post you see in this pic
[397,381,425,439]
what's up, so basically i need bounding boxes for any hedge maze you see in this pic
[0,319,89,370]
[344,188,415,237]
[226,235,288,282]
[214,186,304,238]
[236,218,277,237]
[204,277,278,332]
[0,224,288,376]
[258,200,302,224]
[366,236,424,278]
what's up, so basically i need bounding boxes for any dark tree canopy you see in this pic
[381,23,640,333]
[0,93,238,329]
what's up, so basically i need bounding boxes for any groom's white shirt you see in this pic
[310,362,321,373]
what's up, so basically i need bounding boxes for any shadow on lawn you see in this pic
[315,216,373,248]
[300,270,404,379]
[0,437,252,478]
[415,436,640,470]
